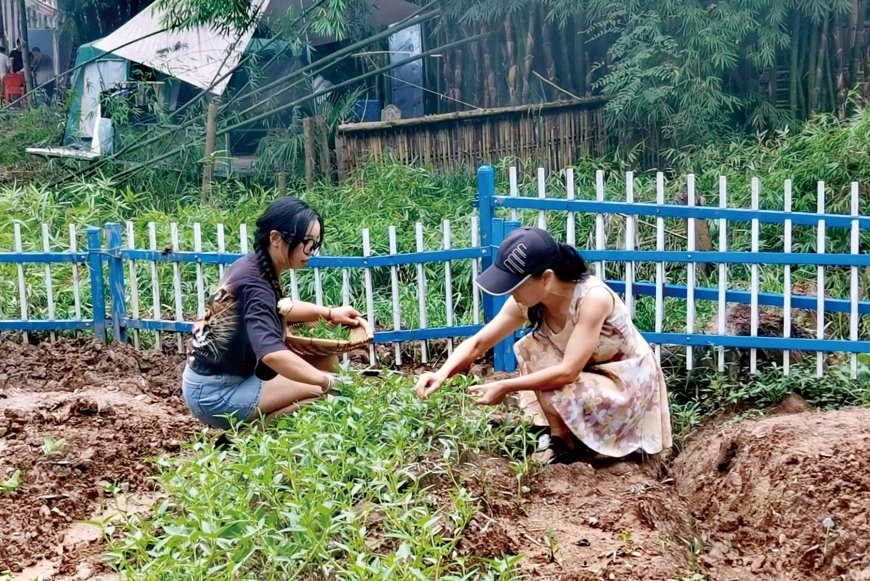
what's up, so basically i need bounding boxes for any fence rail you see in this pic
[1,165,867,378]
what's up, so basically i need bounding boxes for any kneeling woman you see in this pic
[183,197,362,428]
[416,227,672,462]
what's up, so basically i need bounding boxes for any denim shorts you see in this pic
[181,365,264,429]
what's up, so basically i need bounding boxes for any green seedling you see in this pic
[1,470,21,494]
[42,436,68,457]
[292,319,352,341]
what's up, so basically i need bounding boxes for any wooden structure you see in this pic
[334,97,607,177]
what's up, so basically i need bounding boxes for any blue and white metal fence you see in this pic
[1,165,867,377]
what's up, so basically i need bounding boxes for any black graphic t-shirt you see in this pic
[189,254,286,380]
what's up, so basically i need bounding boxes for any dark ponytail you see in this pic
[253,197,323,297]
[527,244,589,333]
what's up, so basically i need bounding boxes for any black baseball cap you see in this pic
[475,227,560,296]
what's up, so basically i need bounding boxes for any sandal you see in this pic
[536,434,596,465]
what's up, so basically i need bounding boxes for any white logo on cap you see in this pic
[502,243,528,275]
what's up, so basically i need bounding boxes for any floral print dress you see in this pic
[514,276,672,457]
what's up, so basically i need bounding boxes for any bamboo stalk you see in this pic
[808,20,820,112]
[848,0,864,91]
[819,13,832,110]
[541,16,558,99]
[522,6,538,99]
[559,18,575,95]
[504,15,518,105]
[790,11,801,116]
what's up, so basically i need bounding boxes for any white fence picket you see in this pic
[443,220,454,354]
[362,228,376,365]
[14,223,28,343]
[342,267,351,364]
[216,223,226,279]
[566,168,576,246]
[471,217,481,325]
[686,175,696,370]
[193,223,205,317]
[415,222,428,363]
[654,172,665,363]
[816,181,826,377]
[750,178,760,374]
[148,222,162,350]
[388,226,402,365]
[625,172,636,317]
[170,223,184,352]
[509,166,519,222]
[537,167,547,229]
[69,225,82,322]
[239,224,248,254]
[41,224,55,342]
[595,169,606,278]
[289,270,301,302]
[126,222,140,349]
[850,182,860,378]
[783,181,793,375]
[717,176,728,372]
[314,268,324,306]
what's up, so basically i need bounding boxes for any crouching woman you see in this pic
[182,197,361,429]
[415,227,672,463]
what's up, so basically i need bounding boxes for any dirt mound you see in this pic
[0,338,197,577]
[449,456,692,580]
[0,337,187,402]
[672,407,870,580]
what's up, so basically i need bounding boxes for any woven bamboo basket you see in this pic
[284,318,373,357]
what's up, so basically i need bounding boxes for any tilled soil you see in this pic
[1,338,869,580]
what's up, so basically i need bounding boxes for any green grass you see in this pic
[107,373,535,579]
[0,107,867,356]
[668,357,870,449]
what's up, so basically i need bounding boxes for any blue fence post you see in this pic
[86,226,107,342]
[492,220,520,372]
[477,165,496,324]
[106,223,128,343]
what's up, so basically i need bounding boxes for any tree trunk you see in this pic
[442,38,455,112]
[851,0,867,96]
[541,16,558,99]
[808,20,820,112]
[17,0,33,99]
[789,11,801,116]
[819,13,832,111]
[481,23,497,108]
[522,6,537,99]
[463,23,488,107]
[559,18,575,95]
[847,0,860,88]
[504,15,518,105]
[575,15,588,95]
[453,45,463,108]
[833,10,846,114]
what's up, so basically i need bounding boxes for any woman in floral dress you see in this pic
[415,227,671,462]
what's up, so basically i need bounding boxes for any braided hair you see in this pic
[526,244,589,333]
[253,197,323,297]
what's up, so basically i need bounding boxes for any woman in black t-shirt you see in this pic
[182,197,362,428]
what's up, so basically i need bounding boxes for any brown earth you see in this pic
[673,404,870,581]
[1,338,869,580]
[0,338,199,579]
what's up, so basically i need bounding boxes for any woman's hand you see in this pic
[468,381,509,406]
[329,305,362,327]
[415,372,446,400]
